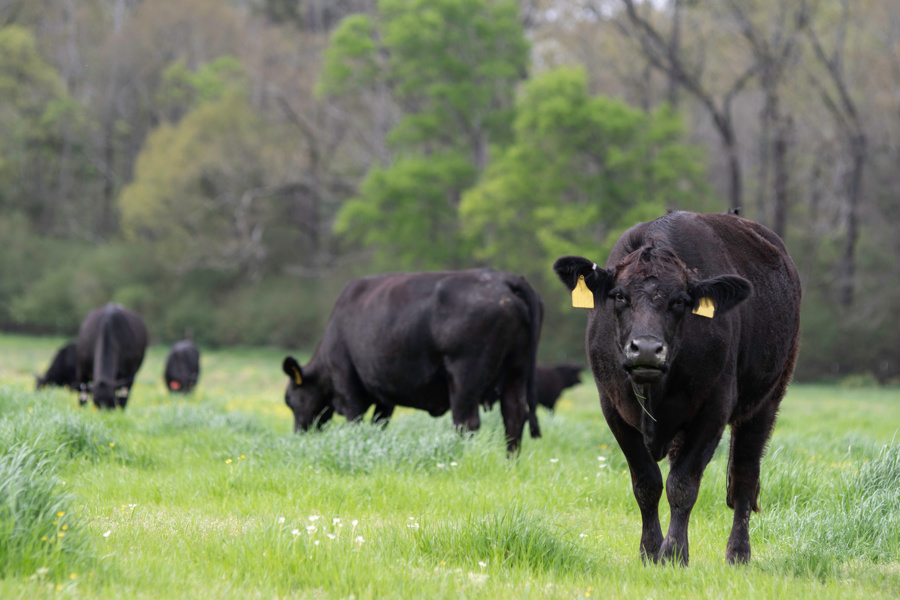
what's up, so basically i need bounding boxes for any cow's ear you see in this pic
[690,275,752,316]
[282,356,304,385]
[553,256,614,298]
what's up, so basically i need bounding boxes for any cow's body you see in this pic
[75,304,148,409]
[554,212,801,565]
[282,269,543,452]
[535,364,582,411]
[164,339,200,392]
[36,342,79,390]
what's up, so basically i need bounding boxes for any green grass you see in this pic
[0,333,898,598]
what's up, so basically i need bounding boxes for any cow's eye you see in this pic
[670,296,689,312]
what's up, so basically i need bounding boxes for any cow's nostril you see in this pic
[628,337,666,363]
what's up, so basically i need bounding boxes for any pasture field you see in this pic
[0,333,898,599]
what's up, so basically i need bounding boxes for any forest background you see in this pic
[1,0,898,383]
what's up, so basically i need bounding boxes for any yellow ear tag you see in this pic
[292,369,303,385]
[692,297,715,318]
[571,275,594,309]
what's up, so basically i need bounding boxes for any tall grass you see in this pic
[0,444,89,581]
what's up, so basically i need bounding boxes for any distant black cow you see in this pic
[164,339,200,393]
[482,363,581,414]
[281,269,543,453]
[553,211,801,565]
[535,364,582,411]
[75,303,149,409]
[36,342,78,390]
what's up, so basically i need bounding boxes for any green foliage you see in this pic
[214,276,323,348]
[157,56,246,121]
[379,0,528,150]
[461,67,713,285]
[318,15,380,96]
[335,153,477,269]
[10,242,165,334]
[324,0,529,270]
[0,25,83,222]
[119,89,271,274]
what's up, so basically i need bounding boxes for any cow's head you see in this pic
[282,356,334,432]
[93,380,116,408]
[557,364,583,389]
[553,243,752,386]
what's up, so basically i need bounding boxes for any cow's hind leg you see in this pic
[603,406,664,561]
[445,359,486,437]
[498,371,527,454]
[725,400,779,563]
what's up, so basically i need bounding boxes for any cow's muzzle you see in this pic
[623,336,668,383]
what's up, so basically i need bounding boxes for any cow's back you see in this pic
[76,304,148,385]
[321,269,538,410]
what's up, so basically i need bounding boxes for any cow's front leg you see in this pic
[603,405,664,561]
[659,417,727,566]
[372,403,394,428]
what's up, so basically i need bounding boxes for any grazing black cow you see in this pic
[164,339,200,393]
[535,363,582,411]
[75,303,148,409]
[281,269,543,453]
[553,211,801,565]
[36,342,79,390]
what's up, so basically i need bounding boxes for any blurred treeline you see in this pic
[0,0,898,382]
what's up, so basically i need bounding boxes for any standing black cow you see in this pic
[36,342,79,390]
[164,339,200,393]
[553,211,801,565]
[535,364,582,411]
[75,303,148,409]
[281,269,543,453]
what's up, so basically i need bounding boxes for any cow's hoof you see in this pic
[726,540,751,564]
[658,539,688,566]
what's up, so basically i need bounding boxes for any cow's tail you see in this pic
[508,276,544,439]
[94,316,119,393]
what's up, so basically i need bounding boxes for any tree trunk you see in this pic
[771,116,791,239]
[839,132,866,307]
[667,0,682,108]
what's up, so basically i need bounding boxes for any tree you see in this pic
[320,0,529,269]
[609,0,758,211]
[461,66,712,284]
[0,25,83,233]
[725,0,805,239]
[118,86,277,280]
[802,0,868,307]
